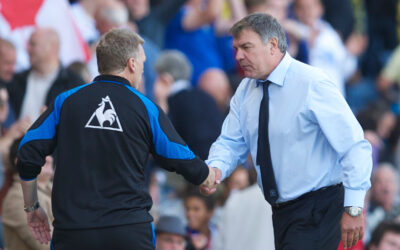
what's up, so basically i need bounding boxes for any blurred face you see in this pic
[294,0,323,27]
[265,0,289,22]
[27,31,51,67]
[0,46,16,82]
[184,197,212,230]
[233,29,275,80]
[156,233,186,250]
[372,168,397,209]
[124,0,149,20]
[377,232,400,250]
[228,168,249,192]
[377,112,396,139]
[154,74,173,102]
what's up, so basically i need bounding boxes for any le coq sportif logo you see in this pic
[85,95,123,132]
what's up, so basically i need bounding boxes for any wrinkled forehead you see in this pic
[233,29,263,45]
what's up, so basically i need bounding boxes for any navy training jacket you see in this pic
[17,75,209,230]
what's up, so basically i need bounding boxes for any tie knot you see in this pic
[257,79,272,87]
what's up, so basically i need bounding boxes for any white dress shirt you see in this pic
[206,53,372,207]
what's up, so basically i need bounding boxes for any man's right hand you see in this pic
[199,167,221,195]
[27,206,51,244]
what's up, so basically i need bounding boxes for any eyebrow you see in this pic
[238,42,253,48]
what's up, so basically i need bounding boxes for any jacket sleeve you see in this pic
[149,105,209,185]
[124,85,209,185]
[17,102,59,180]
[17,84,88,180]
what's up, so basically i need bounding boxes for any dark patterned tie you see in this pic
[256,80,279,205]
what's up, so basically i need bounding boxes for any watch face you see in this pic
[348,207,361,216]
[350,207,357,216]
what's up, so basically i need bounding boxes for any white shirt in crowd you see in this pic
[20,68,58,121]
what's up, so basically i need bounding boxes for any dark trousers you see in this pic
[272,184,344,250]
[51,222,155,250]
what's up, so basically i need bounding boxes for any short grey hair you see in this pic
[154,50,192,81]
[96,28,144,74]
[230,13,287,53]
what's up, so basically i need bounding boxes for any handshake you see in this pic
[199,166,222,195]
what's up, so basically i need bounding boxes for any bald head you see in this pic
[198,68,231,111]
[0,38,16,82]
[95,0,129,34]
[28,28,60,70]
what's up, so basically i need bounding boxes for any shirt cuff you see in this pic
[344,188,367,208]
[205,159,230,181]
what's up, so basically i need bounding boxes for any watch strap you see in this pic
[24,200,40,213]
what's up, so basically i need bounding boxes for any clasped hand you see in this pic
[199,166,221,195]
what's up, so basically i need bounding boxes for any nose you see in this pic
[235,48,244,61]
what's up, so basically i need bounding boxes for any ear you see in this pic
[269,37,280,54]
[127,57,136,74]
[160,73,174,87]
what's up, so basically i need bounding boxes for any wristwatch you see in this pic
[24,201,40,213]
[344,206,362,217]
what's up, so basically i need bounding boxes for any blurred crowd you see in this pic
[1,0,400,249]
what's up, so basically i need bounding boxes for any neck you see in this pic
[33,60,59,77]
[199,224,211,238]
[111,70,137,88]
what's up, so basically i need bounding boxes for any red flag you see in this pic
[0,0,90,71]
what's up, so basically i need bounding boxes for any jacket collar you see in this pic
[93,75,132,86]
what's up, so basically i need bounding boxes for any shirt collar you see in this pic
[93,74,132,86]
[169,80,191,96]
[257,52,293,87]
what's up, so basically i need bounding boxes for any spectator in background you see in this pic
[294,0,357,96]
[0,86,31,209]
[223,166,250,193]
[155,215,187,250]
[320,0,354,42]
[123,0,188,49]
[357,101,396,166]
[184,189,216,250]
[71,0,102,46]
[0,38,18,128]
[361,0,398,78]
[0,39,16,86]
[366,163,400,243]
[7,28,83,122]
[368,221,400,250]
[197,68,231,114]
[164,0,227,85]
[154,50,223,160]
[377,44,400,105]
[67,61,92,83]
[212,183,274,250]
[2,139,54,250]
[89,0,131,78]
[92,0,160,99]
[0,87,30,250]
